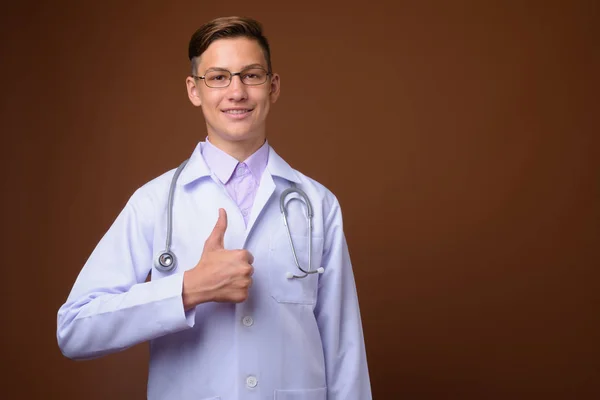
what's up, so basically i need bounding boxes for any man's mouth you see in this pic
[222,108,253,114]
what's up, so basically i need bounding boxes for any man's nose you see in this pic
[227,75,248,101]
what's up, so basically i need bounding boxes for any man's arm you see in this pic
[56,189,196,360]
[314,195,372,399]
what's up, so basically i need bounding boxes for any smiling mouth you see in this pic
[222,109,253,114]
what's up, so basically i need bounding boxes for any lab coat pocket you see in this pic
[268,234,323,305]
[274,387,327,399]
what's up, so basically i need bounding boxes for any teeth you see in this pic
[225,109,249,114]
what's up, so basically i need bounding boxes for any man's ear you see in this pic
[186,76,202,107]
[269,73,281,103]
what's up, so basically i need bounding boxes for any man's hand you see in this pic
[182,208,254,309]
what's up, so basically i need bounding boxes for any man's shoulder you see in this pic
[287,166,341,213]
[268,146,336,201]
[125,165,179,209]
[293,168,332,195]
[139,167,178,192]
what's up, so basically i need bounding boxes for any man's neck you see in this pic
[207,135,266,162]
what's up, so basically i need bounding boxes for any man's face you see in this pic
[186,37,280,147]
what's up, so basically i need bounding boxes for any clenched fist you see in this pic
[182,208,254,309]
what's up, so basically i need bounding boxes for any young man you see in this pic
[57,16,372,400]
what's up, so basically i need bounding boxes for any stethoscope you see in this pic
[153,159,324,280]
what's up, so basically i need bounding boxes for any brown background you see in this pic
[1,0,598,398]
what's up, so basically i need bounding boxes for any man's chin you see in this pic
[210,130,264,144]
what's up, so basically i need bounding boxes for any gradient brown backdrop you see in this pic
[1,0,598,399]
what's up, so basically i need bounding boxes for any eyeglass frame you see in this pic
[192,66,272,88]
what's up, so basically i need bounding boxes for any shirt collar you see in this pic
[178,140,301,186]
[202,138,270,184]
[201,138,240,184]
[244,141,270,183]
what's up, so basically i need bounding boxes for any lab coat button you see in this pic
[242,316,253,326]
[246,375,258,388]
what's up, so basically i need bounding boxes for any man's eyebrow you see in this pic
[240,63,267,70]
[204,64,267,72]
[204,67,229,72]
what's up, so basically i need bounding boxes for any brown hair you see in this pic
[188,16,272,75]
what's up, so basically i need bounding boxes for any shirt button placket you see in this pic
[237,163,247,177]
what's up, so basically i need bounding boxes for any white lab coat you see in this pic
[57,143,372,399]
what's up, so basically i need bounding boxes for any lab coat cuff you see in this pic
[153,273,196,330]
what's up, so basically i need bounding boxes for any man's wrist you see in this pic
[182,270,211,310]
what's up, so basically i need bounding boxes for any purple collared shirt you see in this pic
[201,138,269,226]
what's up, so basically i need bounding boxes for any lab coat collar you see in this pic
[178,142,301,186]
[178,143,212,186]
[266,146,301,184]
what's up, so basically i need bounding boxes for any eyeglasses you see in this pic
[192,67,271,88]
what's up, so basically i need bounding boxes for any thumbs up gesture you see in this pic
[182,208,254,309]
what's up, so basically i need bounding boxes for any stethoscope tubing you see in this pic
[280,187,319,279]
[154,159,323,279]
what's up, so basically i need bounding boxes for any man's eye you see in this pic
[210,75,226,81]
[243,73,258,79]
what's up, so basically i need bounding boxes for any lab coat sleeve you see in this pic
[314,195,372,399]
[56,188,196,360]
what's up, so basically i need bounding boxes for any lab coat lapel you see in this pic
[244,171,275,244]
[243,146,301,246]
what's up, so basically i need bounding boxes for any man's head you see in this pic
[186,16,280,151]
[188,16,273,76]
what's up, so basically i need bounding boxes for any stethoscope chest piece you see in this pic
[154,250,177,272]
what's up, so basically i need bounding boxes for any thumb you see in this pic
[204,208,228,251]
